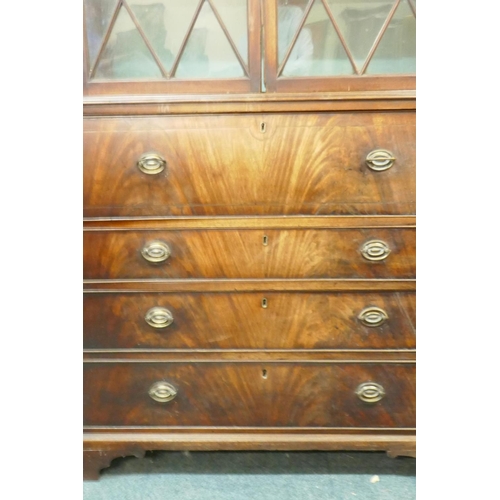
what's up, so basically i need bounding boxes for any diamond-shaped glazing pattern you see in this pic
[85,0,119,69]
[278,0,415,77]
[175,0,245,78]
[87,0,248,80]
[129,0,200,74]
[86,0,416,81]
[277,0,309,65]
[326,0,395,72]
[366,0,416,74]
[282,0,354,77]
[93,3,163,79]
[211,0,248,65]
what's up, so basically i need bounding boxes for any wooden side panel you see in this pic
[83,291,416,349]
[83,362,416,427]
[83,113,415,216]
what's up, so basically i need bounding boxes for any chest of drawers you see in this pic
[83,0,416,480]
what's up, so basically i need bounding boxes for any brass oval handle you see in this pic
[145,307,174,328]
[361,240,391,261]
[148,381,177,403]
[358,307,389,327]
[141,241,171,263]
[366,149,395,171]
[356,382,385,403]
[137,153,166,175]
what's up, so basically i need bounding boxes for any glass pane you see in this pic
[94,4,162,79]
[278,0,308,65]
[129,0,199,73]
[326,0,395,71]
[84,0,119,69]
[211,0,248,65]
[175,0,244,78]
[366,0,416,74]
[281,0,354,77]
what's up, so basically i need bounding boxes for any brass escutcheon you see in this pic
[148,381,177,403]
[356,382,385,403]
[145,307,174,328]
[366,149,395,172]
[137,153,166,175]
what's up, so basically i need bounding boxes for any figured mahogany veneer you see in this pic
[83,112,415,217]
[83,2,417,477]
[83,291,415,350]
[83,228,415,280]
[83,362,415,428]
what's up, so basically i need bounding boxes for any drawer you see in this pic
[83,228,415,279]
[83,292,416,349]
[84,112,415,217]
[83,362,416,428]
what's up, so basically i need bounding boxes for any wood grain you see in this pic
[83,362,416,427]
[84,427,415,434]
[83,351,416,362]
[83,112,415,217]
[83,90,416,106]
[83,432,416,479]
[83,228,415,279]
[83,215,416,230]
[83,291,416,349]
[82,1,417,480]
[83,95,416,115]
[84,278,416,292]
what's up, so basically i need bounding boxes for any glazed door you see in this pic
[83,0,416,96]
[83,0,261,95]
[263,0,416,92]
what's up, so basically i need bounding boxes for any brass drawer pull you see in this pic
[145,307,173,329]
[358,307,388,327]
[137,153,166,175]
[356,382,385,403]
[361,240,390,261]
[141,241,171,263]
[148,381,177,403]
[366,149,395,171]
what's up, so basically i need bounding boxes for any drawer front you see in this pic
[83,292,416,349]
[84,113,415,217]
[83,228,415,279]
[83,362,416,428]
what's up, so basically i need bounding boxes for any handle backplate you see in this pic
[366,149,395,171]
[148,381,177,403]
[137,153,166,175]
[356,382,385,403]
[361,240,391,261]
[358,306,389,327]
[145,307,174,328]
[141,241,171,263]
